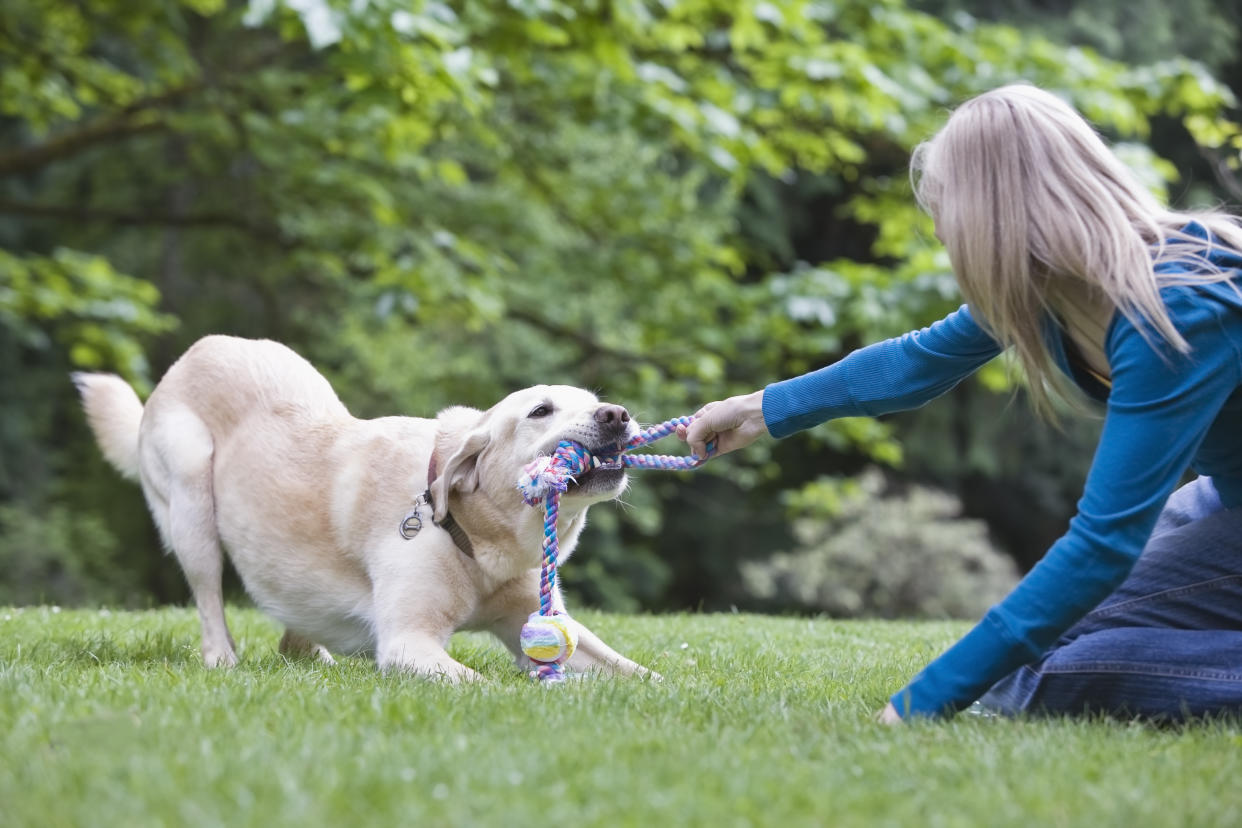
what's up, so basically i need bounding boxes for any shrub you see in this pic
[0,503,130,606]
[741,469,1018,618]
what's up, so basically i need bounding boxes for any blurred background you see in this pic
[3,0,1240,617]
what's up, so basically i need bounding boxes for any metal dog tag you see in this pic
[399,492,431,540]
[398,510,423,539]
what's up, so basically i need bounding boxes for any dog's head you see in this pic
[429,385,635,523]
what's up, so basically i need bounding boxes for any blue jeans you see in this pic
[978,476,1242,720]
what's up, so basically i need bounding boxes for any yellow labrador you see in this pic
[74,335,653,680]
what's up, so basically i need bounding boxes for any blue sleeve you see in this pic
[761,305,1002,438]
[892,287,1242,717]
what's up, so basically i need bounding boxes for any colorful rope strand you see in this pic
[621,416,709,470]
[516,416,713,682]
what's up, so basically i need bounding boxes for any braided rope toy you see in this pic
[515,416,712,682]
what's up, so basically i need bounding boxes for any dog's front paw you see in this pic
[423,662,483,683]
[202,646,239,668]
[382,660,483,683]
[377,641,482,682]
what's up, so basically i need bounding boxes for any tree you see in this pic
[2,0,1237,608]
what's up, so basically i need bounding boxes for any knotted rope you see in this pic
[514,416,712,682]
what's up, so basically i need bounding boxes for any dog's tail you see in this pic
[72,372,144,481]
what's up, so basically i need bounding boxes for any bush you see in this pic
[741,469,1018,619]
[0,503,131,606]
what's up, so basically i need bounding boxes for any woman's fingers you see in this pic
[676,391,764,460]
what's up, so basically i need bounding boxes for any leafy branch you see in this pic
[0,199,285,242]
[0,41,299,179]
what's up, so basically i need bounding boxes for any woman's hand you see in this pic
[677,390,768,460]
[875,702,903,725]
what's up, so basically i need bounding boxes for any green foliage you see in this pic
[0,505,129,606]
[744,468,1018,618]
[4,607,1242,826]
[0,248,175,390]
[909,0,1242,189]
[2,0,1240,608]
[912,0,1240,71]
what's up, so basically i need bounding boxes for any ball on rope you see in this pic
[520,611,578,665]
[512,417,711,682]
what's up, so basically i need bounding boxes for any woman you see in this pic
[680,83,1242,721]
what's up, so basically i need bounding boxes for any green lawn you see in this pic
[2,607,1240,827]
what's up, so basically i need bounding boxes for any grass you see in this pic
[2,607,1241,827]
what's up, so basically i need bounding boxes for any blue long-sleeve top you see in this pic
[762,234,1242,717]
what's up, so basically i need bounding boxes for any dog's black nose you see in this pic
[594,404,630,426]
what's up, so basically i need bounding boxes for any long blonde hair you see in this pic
[912,83,1242,415]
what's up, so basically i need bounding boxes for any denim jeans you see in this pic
[977,476,1242,720]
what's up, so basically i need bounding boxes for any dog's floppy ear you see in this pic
[429,408,492,523]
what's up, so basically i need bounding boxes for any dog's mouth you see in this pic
[564,442,626,497]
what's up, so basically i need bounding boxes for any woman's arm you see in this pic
[762,304,1002,438]
[683,305,1002,457]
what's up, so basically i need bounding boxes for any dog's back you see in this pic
[76,336,349,477]
[144,335,349,438]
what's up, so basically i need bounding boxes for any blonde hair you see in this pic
[912,83,1242,416]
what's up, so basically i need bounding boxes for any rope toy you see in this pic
[515,416,713,682]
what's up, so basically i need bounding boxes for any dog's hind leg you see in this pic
[278,630,336,665]
[143,407,238,668]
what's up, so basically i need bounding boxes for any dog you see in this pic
[74,334,654,680]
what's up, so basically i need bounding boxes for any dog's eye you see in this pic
[528,404,553,418]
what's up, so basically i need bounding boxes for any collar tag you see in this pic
[399,490,475,559]
[398,492,431,540]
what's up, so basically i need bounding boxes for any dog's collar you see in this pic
[398,489,476,559]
